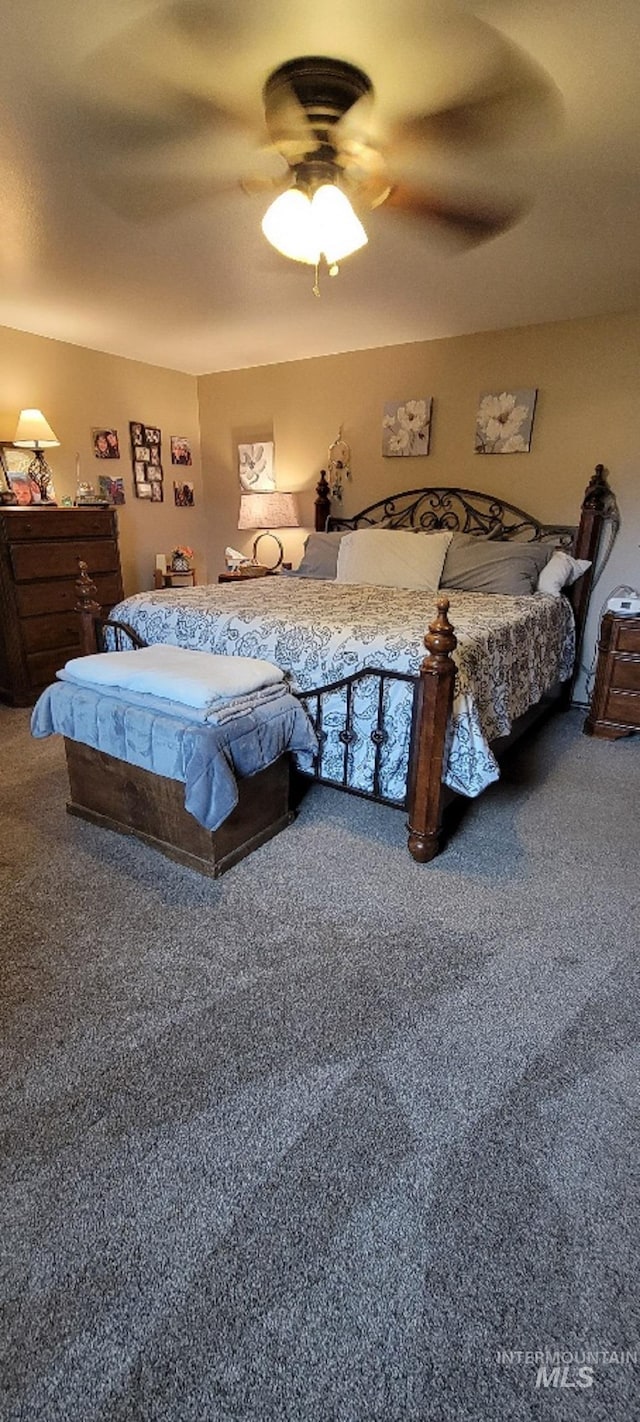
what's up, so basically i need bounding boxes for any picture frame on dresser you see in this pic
[0,444,15,499]
[0,443,44,505]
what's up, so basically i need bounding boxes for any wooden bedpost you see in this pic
[406,597,457,863]
[75,560,101,655]
[314,469,331,532]
[568,464,617,693]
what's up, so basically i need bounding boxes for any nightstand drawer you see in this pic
[616,624,640,655]
[603,689,640,727]
[610,656,640,693]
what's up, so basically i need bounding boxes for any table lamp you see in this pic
[14,409,59,503]
[237,491,301,568]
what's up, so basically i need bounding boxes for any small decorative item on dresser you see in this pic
[170,544,193,572]
[584,611,640,738]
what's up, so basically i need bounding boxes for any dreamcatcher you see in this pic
[327,426,351,502]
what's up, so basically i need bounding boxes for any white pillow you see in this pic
[336,528,453,592]
[537,550,591,596]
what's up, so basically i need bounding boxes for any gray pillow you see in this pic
[295,530,346,579]
[440,533,553,595]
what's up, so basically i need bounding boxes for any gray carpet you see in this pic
[1,705,638,1422]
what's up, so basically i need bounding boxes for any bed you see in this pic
[75,466,614,862]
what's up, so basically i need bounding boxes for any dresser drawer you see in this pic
[610,656,640,694]
[26,645,81,691]
[4,509,115,541]
[616,623,640,655]
[603,688,640,728]
[11,538,119,582]
[21,612,83,655]
[15,571,122,617]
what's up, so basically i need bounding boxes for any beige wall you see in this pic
[0,325,204,594]
[198,310,640,700]
[3,313,636,702]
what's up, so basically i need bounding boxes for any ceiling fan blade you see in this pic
[382,182,527,245]
[241,174,291,198]
[392,37,561,153]
[89,173,244,222]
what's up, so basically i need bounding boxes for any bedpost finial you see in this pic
[314,468,332,532]
[582,464,610,512]
[423,596,457,664]
[75,559,99,611]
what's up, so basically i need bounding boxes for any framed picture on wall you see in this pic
[171,436,192,466]
[92,428,120,459]
[174,480,194,506]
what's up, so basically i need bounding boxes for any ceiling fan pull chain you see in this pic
[313,262,321,297]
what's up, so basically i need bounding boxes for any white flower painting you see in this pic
[382,398,432,457]
[238,441,275,491]
[475,389,538,454]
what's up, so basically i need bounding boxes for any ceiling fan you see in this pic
[71,6,561,292]
[254,50,557,292]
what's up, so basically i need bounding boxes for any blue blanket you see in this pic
[31,681,317,832]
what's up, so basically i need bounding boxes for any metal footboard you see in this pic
[96,618,147,652]
[295,666,419,808]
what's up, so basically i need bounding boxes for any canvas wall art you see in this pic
[474,389,538,454]
[238,441,275,491]
[382,399,432,456]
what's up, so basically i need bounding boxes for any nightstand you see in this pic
[154,568,196,588]
[584,612,640,738]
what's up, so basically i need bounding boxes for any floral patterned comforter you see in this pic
[109,580,575,802]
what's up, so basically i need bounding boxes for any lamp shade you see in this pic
[238,491,300,530]
[14,408,59,448]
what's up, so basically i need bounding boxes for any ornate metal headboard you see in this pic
[325,486,576,548]
[313,465,616,680]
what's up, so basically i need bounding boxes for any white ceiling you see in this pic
[1,0,639,375]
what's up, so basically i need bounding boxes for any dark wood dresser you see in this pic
[0,507,123,706]
[584,611,640,738]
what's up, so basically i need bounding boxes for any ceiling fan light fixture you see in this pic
[261,188,319,265]
[262,175,367,273]
[310,183,368,263]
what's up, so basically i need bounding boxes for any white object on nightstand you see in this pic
[607,594,640,615]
